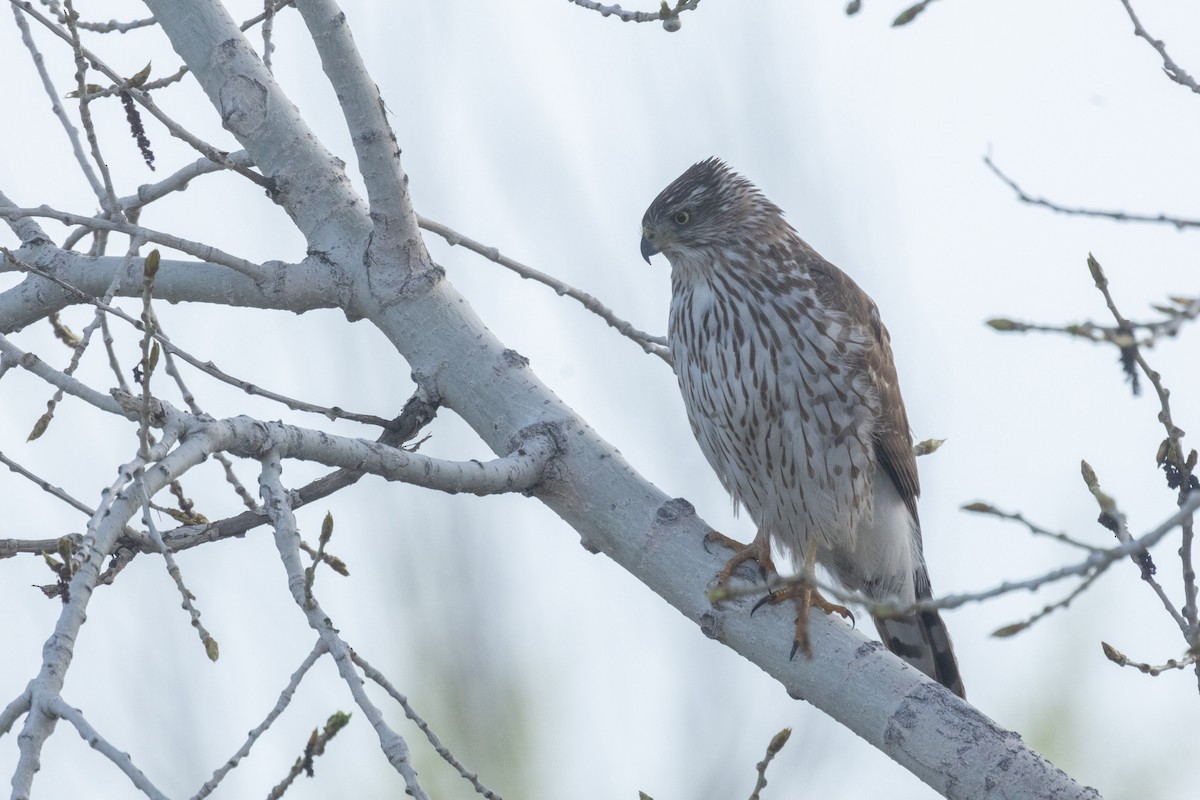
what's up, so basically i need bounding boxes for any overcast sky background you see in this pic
[2,1,1199,798]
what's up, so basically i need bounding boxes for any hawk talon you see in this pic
[703,530,777,587]
[748,577,853,660]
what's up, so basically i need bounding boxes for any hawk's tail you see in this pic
[871,608,965,699]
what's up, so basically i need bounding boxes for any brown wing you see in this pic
[806,256,921,525]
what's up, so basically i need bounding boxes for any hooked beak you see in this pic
[640,234,660,264]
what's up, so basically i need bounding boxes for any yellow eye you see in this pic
[673,210,691,226]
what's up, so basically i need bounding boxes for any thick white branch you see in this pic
[0,245,340,334]
[11,431,211,797]
[0,206,268,280]
[296,0,427,271]
[110,395,554,495]
[141,0,370,257]
[132,5,1099,798]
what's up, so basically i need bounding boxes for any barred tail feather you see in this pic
[872,609,966,699]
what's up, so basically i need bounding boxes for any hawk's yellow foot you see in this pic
[704,529,777,585]
[751,578,853,660]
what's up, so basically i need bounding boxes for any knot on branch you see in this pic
[111,388,168,427]
[505,421,565,491]
[654,497,696,526]
[501,348,530,369]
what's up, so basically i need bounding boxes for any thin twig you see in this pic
[9,2,104,206]
[49,697,170,800]
[1,207,269,281]
[194,642,327,799]
[984,154,1200,230]
[418,215,671,363]
[161,393,437,552]
[354,651,503,799]
[61,0,121,215]
[0,451,94,519]
[991,569,1103,639]
[962,502,1103,552]
[258,456,428,799]
[12,0,272,189]
[1118,0,1200,95]
[747,728,790,800]
[565,0,701,25]
[6,252,391,427]
[265,711,352,800]
[1102,641,1200,676]
[711,491,1200,617]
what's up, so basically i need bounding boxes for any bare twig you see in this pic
[991,569,1103,639]
[1,208,269,281]
[9,3,104,208]
[0,450,94,519]
[162,392,437,552]
[61,0,121,215]
[117,151,256,213]
[962,502,1103,552]
[6,252,390,427]
[986,293,1200,350]
[49,697,169,800]
[566,0,702,30]
[195,641,328,799]
[11,0,273,190]
[258,456,428,799]
[1118,0,1200,95]
[265,710,352,800]
[747,728,791,800]
[418,215,671,363]
[712,490,1200,619]
[985,154,1200,230]
[354,651,504,800]
[1102,641,1200,676]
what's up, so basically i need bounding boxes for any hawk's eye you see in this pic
[673,210,691,226]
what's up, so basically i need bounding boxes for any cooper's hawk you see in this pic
[640,157,964,698]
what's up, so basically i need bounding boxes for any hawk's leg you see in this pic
[752,547,853,659]
[704,529,777,585]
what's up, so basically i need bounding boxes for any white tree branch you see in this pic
[296,0,425,270]
[0,246,339,334]
[10,425,206,797]
[417,214,671,361]
[0,332,126,415]
[115,3,1100,796]
[196,641,328,798]
[110,398,556,496]
[0,206,269,280]
[47,697,169,800]
[352,650,503,799]
[258,453,428,799]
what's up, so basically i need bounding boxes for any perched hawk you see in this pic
[640,157,964,698]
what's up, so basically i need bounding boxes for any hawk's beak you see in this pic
[640,234,659,264]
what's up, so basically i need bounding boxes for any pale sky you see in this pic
[2,2,1199,798]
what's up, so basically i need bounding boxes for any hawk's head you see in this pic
[640,157,785,265]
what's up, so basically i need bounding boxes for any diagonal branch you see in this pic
[195,641,328,799]
[418,215,671,362]
[48,697,169,800]
[296,0,427,273]
[1118,0,1200,95]
[258,454,427,798]
[140,6,1101,796]
[985,154,1200,230]
[110,392,555,497]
